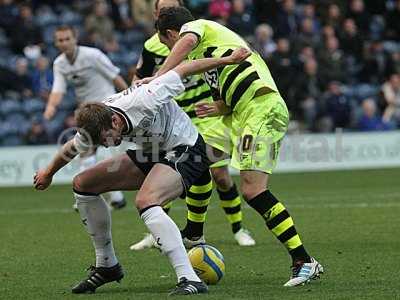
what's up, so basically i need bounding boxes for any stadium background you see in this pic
[0,0,399,146]
[1,1,399,299]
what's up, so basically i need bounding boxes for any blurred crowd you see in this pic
[0,0,399,146]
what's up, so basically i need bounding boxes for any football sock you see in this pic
[74,191,118,268]
[247,190,311,263]
[182,170,212,238]
[217,184,242,234]
[140,206,200,282]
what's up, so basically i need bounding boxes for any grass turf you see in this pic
[0,168,399,299]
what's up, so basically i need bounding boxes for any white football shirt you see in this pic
[73,71,198,153]
[51,46,120,102]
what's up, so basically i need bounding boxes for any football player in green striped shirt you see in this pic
[129,0,255,251]
[150,7,324,287]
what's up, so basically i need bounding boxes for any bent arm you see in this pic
[46,139,79,177]
[44,92,63,120]
[173,47,251,79]
[113,75,128,91]
[157,33,198,76]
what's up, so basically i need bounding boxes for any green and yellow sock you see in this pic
[217,184,242,234]
[247,190,311,263]
[182,171,213,239]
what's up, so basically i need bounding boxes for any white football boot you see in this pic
[182,235,206,249]
[283,257,324,287]
[129,233,157,251]
[234,228,256,246]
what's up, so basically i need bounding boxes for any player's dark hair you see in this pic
[54,25,77,37]
[156,6,195,36]
[75,103,113,145]
[154,0,184,10]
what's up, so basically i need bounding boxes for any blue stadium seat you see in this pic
[22,98,45,115]
[0,100,23,117]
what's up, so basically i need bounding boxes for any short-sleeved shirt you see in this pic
[136,34,215,120]
[179,19,279,112]
[52,46,120,102]
[73,70,198,153]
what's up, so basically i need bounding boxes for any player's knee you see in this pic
[211,167,232,190]
[72,173,95,193]
[135,189,160,210]
[240,181,266,202]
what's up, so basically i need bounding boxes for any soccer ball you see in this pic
[187,244,225,285]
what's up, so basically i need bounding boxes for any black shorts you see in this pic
[126,135,211,196]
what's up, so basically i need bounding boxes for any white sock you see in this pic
[141,206,200,282]
[107,191,125,203]
[79,154,97,172]
[74,192,118,268]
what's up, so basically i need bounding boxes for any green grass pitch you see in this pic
[0,168,399,299]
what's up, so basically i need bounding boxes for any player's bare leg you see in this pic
[135,163,208,295]
[71,154,145,294]
[240,170,323,286]
[73,149,126,212]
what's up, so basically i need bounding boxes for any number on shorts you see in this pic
[242,135,253,152]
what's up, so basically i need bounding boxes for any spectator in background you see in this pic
[386,0,400,41]
[0,57,32,97]
[321,24,336,42]
[320,81,352,131]
[324,3,342,33]
[268,38,295,110]
[362,40,392,84]
[358,98,392,131]
[0,0,18,35]
[31,56,53,100]
[131,0,155,34]
[381,73,400,124]
[110,0,134,31]
[208,0,231,24]
[347,0,371,38]
[9,2,43,55]
[339,18,364,62]
[252,0,279,25]
[276,0,299,38]
[292,17,320,52]
[253,23,276,60]
[292,58,324,130]
[318,36,346,84]
[227,0,255,38]
[25,118,50,145]
[85,0,114,46]
[302,3,320,32]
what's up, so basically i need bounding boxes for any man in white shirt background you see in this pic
[44,25,128,209]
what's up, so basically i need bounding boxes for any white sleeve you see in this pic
[51,63,67,93]
[92,49,120,80]
[142,70,185,106]
[73,133,91,154]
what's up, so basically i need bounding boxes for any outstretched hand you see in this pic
[225,47,251,65]
[133,76,155,86]
[34,169,53,190]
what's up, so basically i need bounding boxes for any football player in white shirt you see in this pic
[34,47,250,296]
[44,25,128,209]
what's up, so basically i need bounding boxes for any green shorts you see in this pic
[193,116,230,168]
[202,92,289,173]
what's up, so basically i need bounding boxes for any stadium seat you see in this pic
[22,98,45,115]
[0,100,23,118]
